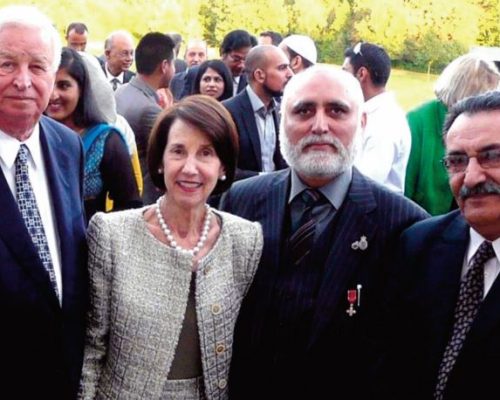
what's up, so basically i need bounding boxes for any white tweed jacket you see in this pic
[79,207,263,400]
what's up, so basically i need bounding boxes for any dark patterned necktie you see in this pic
[289,189,324,266]
[434,240,495,399]
[111,78,120,91]
[15,145,60,302]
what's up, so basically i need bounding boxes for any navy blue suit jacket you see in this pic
[0,116,88,399]
[223,90,287,181]
[220,168,429,399]
[378,210,500,400]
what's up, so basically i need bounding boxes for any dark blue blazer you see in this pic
[378,210,500,400]
[220,168,429,399]
[0,116,87,399]
[223,90,287,181]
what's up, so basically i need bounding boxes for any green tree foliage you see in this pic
[1,0,497,73]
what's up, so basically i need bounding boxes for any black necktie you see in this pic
[15,145,60,302]
[434,240,495,399]
[289,189,324,266]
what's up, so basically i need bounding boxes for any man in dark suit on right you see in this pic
[220,66,428,399]
[379,91,500,400]
[223,45,292,180]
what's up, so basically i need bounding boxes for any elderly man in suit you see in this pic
[223,45,292,180]
[99,30,136,91]
[379,91,500,400]
[220,65,428,399]
[115,32,175,205]
[0,5,87,399]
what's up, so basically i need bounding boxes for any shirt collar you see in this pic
[288,167,353,210]
[246,85,276,115]
[363,91,394,114]
[0,123,41,169]
[105,63,124,83]
[468,228,500,265]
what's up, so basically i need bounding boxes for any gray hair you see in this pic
[104,30,134,50]
[0,5,61,72]
[434,53,500,108]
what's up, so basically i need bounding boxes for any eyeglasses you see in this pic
[353,42,363,56]
[441,148,500,174]
[227,53,246,64]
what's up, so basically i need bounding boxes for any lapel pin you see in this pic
[351,235,368,251]
[357,284,362,307]
[346,289,357,317]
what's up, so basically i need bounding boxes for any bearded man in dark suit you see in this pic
[220,66,428,399]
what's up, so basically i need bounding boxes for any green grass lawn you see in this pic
[388,68,439,112]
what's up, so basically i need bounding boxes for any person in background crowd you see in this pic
[223,45,292,180]
[279,34,317,74]
[171,39,208,101]
[115,32,176,205]
[193,59,233,101]
[378,91,500,400]
[405,53,500,215]
[99,30,135,91]
[168,32,187,73]
[343,41,411,194]
[79,96,263,399]
[259,30,283,46]
[0,6,87,399]
[46,48,141,221]
[66,22,88,52]
[220,65,428,399]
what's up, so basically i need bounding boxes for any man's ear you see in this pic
[356,66,369,84]
[254,68,266,83]
[290,55,301,71]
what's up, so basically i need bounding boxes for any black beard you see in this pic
[263,82,283,98]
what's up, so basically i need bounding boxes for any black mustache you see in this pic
[459,181,500,199]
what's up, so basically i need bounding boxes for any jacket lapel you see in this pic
[240,92,263,170]
[308,170,378,347]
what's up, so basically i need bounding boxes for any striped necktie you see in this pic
[289,189,324,266]
[15,145,60,302]
[434,240,495,399]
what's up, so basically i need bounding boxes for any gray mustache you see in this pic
[459,181,500,199]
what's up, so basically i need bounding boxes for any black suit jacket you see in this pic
[223,90,287,180]
[378,210,500,399]
[171,69,188,101]
[220,169,429,399]
[0,116,88,399]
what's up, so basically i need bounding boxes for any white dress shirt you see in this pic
[354,91,411,194]
[246,85,277,172]
[105,63,125,87]
[462,228,500,298]
[0,127,63,298]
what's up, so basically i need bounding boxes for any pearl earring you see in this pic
[158,167,163,174]
[220,174,227,181]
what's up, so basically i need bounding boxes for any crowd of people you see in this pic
[0,4,499,400]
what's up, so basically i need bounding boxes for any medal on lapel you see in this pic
[346,284,363,317]
[346,289,357,316]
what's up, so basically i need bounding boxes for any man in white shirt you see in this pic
[343,42,411,194]
[0,5,87,399]
[378,91,500,399]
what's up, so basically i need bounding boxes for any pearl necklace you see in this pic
[155,196,211,257]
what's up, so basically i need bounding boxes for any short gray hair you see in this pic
[104,30,134,51]
[434,53,500,108]
[0,5,61,72]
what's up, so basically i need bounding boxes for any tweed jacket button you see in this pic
[211,304,222,315]
[218,378,227,389]
[216,343,225,354]
[204,266,211,275]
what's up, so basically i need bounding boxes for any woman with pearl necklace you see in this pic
[79,96,263,400]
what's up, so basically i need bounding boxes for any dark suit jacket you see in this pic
[0,116,88,399]
[223,90,287,180]
[170,69,188,101]
[220,168,429,399]
[97,57,135,84]
[377,210,500,400]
